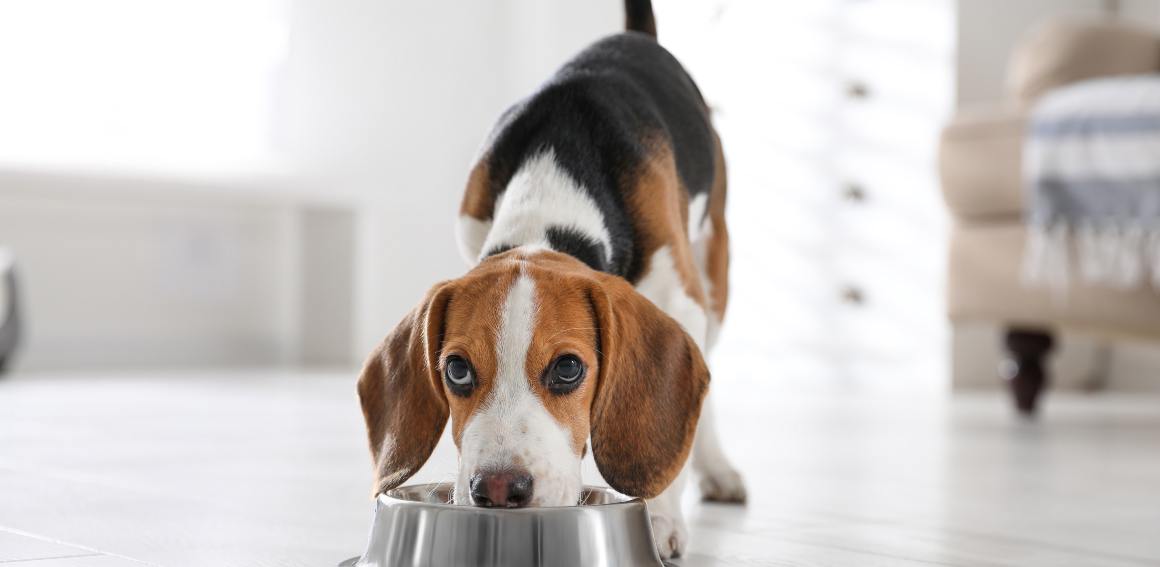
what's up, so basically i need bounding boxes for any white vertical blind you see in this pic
[658,0,955,392]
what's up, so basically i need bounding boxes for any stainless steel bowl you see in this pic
[344,482,663,567]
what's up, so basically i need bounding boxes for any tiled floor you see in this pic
[1,370,1158,566]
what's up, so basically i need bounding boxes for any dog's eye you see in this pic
[445,356,474,389]
[553,355,583,381]
[548,354,585,390]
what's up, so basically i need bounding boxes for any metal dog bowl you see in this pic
[342,482,663,567]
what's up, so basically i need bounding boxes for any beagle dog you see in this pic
[357,0,745,558]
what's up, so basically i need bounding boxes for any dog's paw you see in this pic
[699,466,747,504]
[649,511,688,559]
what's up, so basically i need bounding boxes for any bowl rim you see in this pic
[380,482,643,514]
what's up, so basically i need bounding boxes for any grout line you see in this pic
[0,553,102,564]
[0,526,161,567]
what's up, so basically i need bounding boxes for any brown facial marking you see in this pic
[437,258,518,447]
[509,249,710,498]
[526,261,601,455]
[442,250,606,461]
[361,243,708,500]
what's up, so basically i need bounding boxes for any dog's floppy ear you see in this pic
[357,282,453,495]
[587,275,710,498]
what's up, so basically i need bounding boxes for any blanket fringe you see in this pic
[1023,223,1160,294]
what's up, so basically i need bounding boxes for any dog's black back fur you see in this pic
[480,31,715,282]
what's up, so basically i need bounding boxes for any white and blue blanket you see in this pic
[1023,75,1160,291]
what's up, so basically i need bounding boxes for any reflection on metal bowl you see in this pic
[344,482,663,567]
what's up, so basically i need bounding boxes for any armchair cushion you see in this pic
[939,105,1026,220]
[949,223,1160,339]
[1008,18,1160,106]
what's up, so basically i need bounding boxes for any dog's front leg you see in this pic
[692,390,747,503]
[647,465,689,559]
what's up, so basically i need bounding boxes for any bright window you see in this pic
[0,0,288,173]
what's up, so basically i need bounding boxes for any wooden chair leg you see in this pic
[1002,328,1054,416]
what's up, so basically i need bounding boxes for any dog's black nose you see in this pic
[470,468,534,508]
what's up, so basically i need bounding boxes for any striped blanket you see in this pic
[1023,75,1160,291]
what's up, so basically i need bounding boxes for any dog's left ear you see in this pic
[587,274,710,498]
[357,282,453,495]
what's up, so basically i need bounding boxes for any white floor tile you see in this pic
[0,371,1157,566]
[0,530,98,563]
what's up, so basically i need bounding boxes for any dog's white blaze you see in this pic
[479,150,613,264]
[455,274,582,506]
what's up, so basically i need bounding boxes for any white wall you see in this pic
[1120,0,1160,27]
[276,0,619,356]
[955,0,1160,107]
[0,0,621,371]
[0,183,300,369]
[299,208,356,366]
[956,0,1101,107]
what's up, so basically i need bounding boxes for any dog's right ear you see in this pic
[358,282,453,495]
[586,273,710,499]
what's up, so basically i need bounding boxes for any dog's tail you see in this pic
[624,0,657,38]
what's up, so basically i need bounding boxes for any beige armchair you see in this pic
[939,18,1160,414]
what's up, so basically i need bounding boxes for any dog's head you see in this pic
[357,248,709,507]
